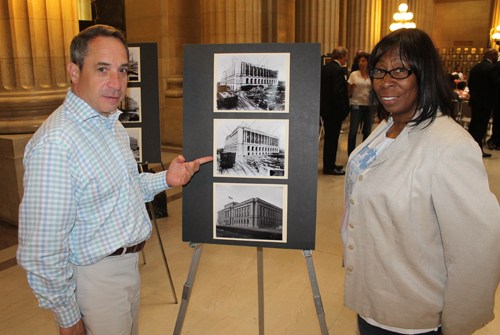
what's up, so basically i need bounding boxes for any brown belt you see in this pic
[109,241,146,257]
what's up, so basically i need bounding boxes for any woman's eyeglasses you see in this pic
[370,68,413,79]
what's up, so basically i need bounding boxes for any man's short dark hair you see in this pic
[70,25,129,70]
[484,48,498,58]
[332,47,347,60]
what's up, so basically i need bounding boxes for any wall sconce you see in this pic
[491,25,500,45]
[390,3,416,31]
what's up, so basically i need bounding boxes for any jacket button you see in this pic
[346,267,353,272]
[349,223,354,229]
[350,199,355,205]
[358,175,363,181]
[348,245,354,250]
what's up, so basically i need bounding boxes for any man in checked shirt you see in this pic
[17,25,212,335]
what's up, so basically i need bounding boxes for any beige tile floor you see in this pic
[1,124,499,335]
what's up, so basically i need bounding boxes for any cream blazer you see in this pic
[342,114,500,335]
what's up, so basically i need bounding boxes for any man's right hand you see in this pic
[59,318,86,335]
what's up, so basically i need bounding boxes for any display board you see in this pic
[438,46,484,76]
[121,43,162,164]
[182,43,320,250]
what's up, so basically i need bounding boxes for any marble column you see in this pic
[380,0,400,39]
[346,0,382,65]
[295,0,344,56]
[200,0,261,44]
[262,0,296,43]
[0,0,79,134]
[0,0,78,225]
[408,0,434,35]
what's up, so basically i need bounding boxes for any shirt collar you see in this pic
[65,88,122,127]
[386,109,441,133]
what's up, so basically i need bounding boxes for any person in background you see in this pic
[446,74,460,100]
[320,46,350,175]
[17,25,212,335]
[452,64,465,81]
[467,48,500,157]
[347,52,373,157]
[350,49,365,73]
[341,28,500,335]
[487,59,500,150]
[456,80,469,99]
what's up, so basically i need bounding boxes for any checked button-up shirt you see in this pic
[17,89,169,327]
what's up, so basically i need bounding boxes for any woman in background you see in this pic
[452,64,465,81]
[341,28,500,335]
[347,52,373,157]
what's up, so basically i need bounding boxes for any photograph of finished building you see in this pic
[214,53,289,112]
[214,183,287,243]
[214,119,288,178]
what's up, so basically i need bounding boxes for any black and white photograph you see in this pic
[119,87,141,122]
[214,183,287,243]
[128,47,141,82]
[214,53,289,112]
[214,119,288,179]
[125,127,142,163]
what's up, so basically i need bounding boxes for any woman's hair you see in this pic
[368,29,455,125]
[357,52,370,63]
[457,81,467,90]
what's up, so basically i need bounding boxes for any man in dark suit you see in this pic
[320,47,350,175]
[487,60,500,150]
[468,48,500,157]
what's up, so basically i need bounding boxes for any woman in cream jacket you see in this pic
[341,29,500,335]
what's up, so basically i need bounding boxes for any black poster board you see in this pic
[121,43,161,164]
[183,43,320,250]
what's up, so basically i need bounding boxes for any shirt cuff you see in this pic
[53,301,81,328]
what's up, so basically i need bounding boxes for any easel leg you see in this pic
[257,247,264,335]
[138,163,177,303]
[173,243,204,335]
[303,250,329,335]
[149,201,178,304]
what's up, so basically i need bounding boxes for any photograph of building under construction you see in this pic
[119,87,141,122]
[127,47,141,82]
[214,183,287,243]
[214,53,289,112]
[214,119,288,178]
[124,127,142,163]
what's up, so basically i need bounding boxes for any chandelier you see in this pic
[390,3,416,31]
